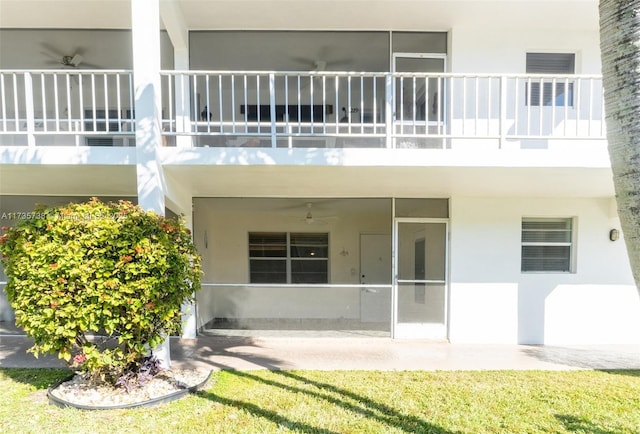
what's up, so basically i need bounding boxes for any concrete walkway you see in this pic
[1,334,640,371]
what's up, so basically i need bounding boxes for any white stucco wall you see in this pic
[450,25,601,75]
[449,196,640,344]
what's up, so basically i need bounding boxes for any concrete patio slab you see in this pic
[1,334,639,372]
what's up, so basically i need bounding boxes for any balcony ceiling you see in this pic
[160,147,614,199]
[164,164,614,199]
[0,0,598,31]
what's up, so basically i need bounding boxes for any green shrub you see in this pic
[0,198,201,384]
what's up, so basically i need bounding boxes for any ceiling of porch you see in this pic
[163,164,615,199]
[0,1,598,33]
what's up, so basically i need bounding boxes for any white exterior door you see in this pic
[393,220,448,339]
[359,234,392,323]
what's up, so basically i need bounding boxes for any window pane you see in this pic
[522,230,571,243]
[249,231,329,284]
[250,259,286,283]
[525,53,575,107]
[523,220,572,230]
[250,244,287,258]
[249,232,286,257]
[249,232,287,244]
[526,53,575,74]
[290,233,328,258]
[291,260,328,284]
[290,233,328,245]
[291,245,329,258]
[522,246,571,272]
[522,219,572,243]
[395,198,449,218]
[392,32,447,54]
[521,218,573,272]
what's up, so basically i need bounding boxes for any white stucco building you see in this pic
[1,0,639,344]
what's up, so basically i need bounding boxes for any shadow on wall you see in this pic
[517,284,554,344]
[518,282,640,345]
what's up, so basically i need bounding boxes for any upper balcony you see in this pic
[0,69,605,151]
[0,0,605,169]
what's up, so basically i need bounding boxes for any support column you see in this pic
[174,52,193,148]
[161,0,197,338]
[165,177,197,339]
[161,0,192,148]
[131,0,170,368]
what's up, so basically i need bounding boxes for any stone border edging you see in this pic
[47,370,213,410]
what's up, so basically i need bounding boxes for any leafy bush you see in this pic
[0,198,201,385]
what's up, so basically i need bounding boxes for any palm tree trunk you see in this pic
[600,0,640,293]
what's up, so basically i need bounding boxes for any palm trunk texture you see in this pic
[600,0,640,292]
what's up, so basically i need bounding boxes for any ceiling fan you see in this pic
[300,203,338,225]
[289,44,353,72]
[40,43,100,69]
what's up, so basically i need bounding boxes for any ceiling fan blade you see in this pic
[306,219,328,225]
[81,62,102,69]
[329,59,354,71]
[41,51,59,61]
[40,42,66,58]
[290,56,314,65]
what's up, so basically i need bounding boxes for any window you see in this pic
[249,232,328,283]
[521,218,574,272]
[526,53,575,106]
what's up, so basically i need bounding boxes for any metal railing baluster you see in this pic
[218,74,223,134]
[24,72,35,145]
[269,73,276,147]
[12,73,19,132]
[231,74,236,134]
[0,73,6,132]
[40,73,47,132]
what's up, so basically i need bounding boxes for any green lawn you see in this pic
[1,368,639,433]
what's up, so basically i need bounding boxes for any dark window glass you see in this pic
[249,232,328,283]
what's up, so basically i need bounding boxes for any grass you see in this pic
[1,368,639,433]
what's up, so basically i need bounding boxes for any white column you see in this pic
[131,0,170,368]
[165,179,197,339]
[24,72,36,146]
[180,255,198,337]
[174,51,192,148]
[180,204,197,339]
[161,0,196,337]
[161,0,193,148]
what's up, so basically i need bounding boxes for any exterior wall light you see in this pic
[609,228,620,242]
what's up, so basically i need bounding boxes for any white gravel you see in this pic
[49,369,211,408]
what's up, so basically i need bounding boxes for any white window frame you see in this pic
[521,217,575,273]
[248,232,329,284]
[525,52,576,108]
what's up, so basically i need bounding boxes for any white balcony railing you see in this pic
[0,69,606,148]
[0,70,136,146]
